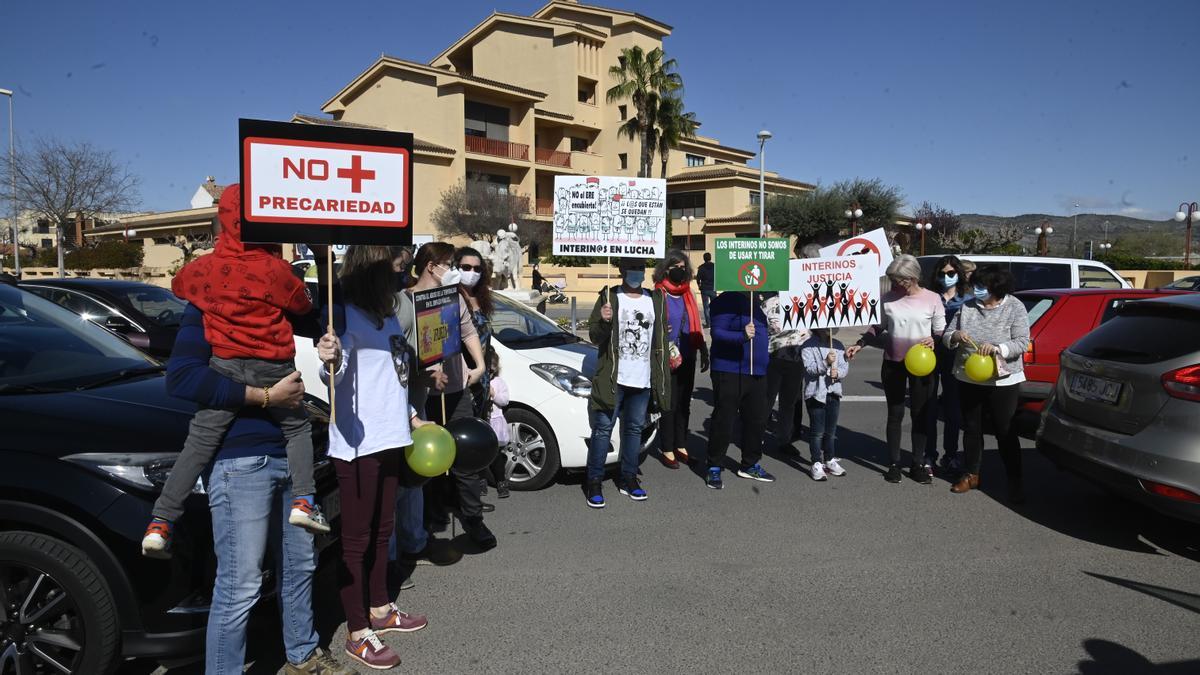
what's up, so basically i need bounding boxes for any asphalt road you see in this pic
[144,332,1200,674]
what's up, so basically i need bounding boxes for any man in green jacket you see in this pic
[585,257,672,508]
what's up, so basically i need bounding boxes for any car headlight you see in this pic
[62,452,206,494]
[530,363,592,398]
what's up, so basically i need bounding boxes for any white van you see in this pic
[917,255,1130,291]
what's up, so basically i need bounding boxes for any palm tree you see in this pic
[652,94,698,178]
[605,45,681,178]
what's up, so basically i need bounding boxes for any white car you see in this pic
[295,292,657,490]
[917,255,1131,291]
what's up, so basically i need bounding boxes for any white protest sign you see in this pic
[552,175,666,259]
[780,255,882,330]
[820,227,894,270]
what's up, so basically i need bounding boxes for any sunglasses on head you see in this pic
[457,263,482,273]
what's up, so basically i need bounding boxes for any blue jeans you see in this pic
[805,395,842,464]
[205,454,318,673]
[587,385,650,481]
[389,484,427,561]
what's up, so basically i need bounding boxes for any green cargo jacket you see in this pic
[587,285,672,413]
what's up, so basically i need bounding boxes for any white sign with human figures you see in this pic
[552,175,667,259]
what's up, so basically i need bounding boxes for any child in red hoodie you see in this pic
[142,184,325,558]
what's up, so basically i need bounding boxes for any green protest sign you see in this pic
[714,237,790,292]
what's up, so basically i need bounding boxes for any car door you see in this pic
[1010,261,1071,291]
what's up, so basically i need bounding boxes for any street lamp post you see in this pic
[1034,222,1054,256]
[1175,202,1199,267]
[683,214,694,251]
[917,221,933,256]
[757,130,771,238]
[844,204,863,237]
[0,88,15,278]
[1071,202,1080,257]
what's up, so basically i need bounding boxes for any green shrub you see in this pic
[31,242,145,270]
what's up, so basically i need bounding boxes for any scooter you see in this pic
[540,280,569,304]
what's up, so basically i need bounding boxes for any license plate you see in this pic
[1068,372,1121,404]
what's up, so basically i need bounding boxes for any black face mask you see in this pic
[667,267,688,284]
[395,267,411,290]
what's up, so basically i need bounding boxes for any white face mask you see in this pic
[459,269,481,288]
[439,267,462,286]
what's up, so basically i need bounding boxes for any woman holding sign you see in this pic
[942,265,1030,503]
[846,255,946,485]
[584,257,671,508]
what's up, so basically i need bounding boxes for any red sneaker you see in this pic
[370,604,428,634]
[344,632,400,670]
[141,520,172,559]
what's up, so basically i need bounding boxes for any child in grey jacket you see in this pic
[801,328,850,481]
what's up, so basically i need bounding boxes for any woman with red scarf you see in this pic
[653,250,710,468]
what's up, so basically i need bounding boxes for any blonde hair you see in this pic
[885,254,922,283]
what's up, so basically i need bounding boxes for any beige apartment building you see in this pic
[299,0,813,253]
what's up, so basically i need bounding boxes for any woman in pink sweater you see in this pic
[847,254,946,484]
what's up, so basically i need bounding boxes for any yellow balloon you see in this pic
[965,352,996,382]
[405,424,456,477]
[904,344,936,377]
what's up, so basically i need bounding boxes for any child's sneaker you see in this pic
[810,462,828,481]
[289,497,332,534]
[826,458,846,476]
[141,519,173,559]
[344,631,400,670]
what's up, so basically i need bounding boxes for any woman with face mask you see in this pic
[923,255,969,475]
[584,257,672,508]
[846,254,947,485]
[651,250,710,469]
[943,265,1031,503]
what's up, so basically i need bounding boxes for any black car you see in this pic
[0,281,336,674]
[21,279,187,358]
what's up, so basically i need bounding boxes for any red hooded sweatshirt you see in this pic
[172,184,312,360]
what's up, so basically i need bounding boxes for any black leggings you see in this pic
[959,382,1022,481]
[881,360,935,467]
[659,357,697,453]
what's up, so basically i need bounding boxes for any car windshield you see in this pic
[1071,304,1200,364]
[116,285,187,327]
[0,285,157,391]
[491,295,580,349]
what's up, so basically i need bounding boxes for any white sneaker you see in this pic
[826,458,846,477]
[810,462,828,481]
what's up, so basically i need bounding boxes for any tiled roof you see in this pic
[535,109,575,121]
[668,167,815,190]
[201,181,225,200]
[291,114,456,155]
[380,55,547,98]
[703,215,756,225]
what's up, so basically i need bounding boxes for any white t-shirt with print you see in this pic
[616,290,654,389]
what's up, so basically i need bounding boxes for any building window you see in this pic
[569,136,588,152]
[577,79,596,104]
[464,101,510,141]
[618,153,628,170]
[668,191,706,219]
[686,154,705,167]
[40,238,52,249]
[36,219,50,234]
[467,172,510,195]
[618,105,627,120]
[749,191,761,207]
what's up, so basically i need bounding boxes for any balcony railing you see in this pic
[535,198,554,216]
[535,147,571,168]
[464,134,528,161]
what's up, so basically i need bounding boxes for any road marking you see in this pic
[840,395,887,402]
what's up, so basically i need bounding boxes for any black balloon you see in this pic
[446,416,500,474]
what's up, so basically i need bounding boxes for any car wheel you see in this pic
[502,408,562,491]
[0,531,120,675]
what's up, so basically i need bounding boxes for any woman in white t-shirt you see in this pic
[318,245,429,671]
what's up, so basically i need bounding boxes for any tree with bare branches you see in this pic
[6,137,140,274]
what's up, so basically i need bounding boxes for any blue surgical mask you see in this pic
[973,286,990,303]
[942,274,959,289]
[623,269,645,287]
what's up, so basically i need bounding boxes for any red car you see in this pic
[1015,288,1191,436]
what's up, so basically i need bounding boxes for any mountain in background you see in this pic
[957,212,1191,257]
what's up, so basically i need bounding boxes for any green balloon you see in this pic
[406,424,456,477]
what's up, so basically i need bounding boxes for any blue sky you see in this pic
[2,0,1196,220]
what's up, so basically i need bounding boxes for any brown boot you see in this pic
[950,473,980,493]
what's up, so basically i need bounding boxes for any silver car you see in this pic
[1038,293,1200,523]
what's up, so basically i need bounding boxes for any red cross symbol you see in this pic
[337,154,375,193]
